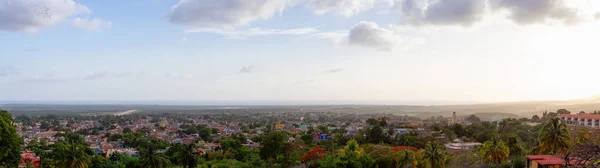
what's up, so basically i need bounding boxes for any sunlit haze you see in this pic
[2,0,600,104]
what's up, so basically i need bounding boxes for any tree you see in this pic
[301,133,314,145]
[259,131,288,160]
[538,118,571,154]
[301,146,326,167]
[397,150,417,168]
[53,143,92,168]
[466,115,481,123]
[139,140,169,168]
[579,111,585,115]
[480,135,510,164]
[0,109,21,167]
[531,115,541,122]
[557,109,571,114]
[422,142,447,168]
[176,144,199,168]
[123,127,132,134]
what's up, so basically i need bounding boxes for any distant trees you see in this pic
[365,118,389,144]
[557,109,571,114]
[538,118,571,154]
[466,114,481,123]
[0,109,21,167]
[531,115,541,122]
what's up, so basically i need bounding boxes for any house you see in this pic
[393,128,410,136]
[560,114,600,128]
[525,155,587,168]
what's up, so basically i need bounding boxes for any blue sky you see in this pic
[1,0,600,104]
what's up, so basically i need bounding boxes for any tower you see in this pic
[453,111,457,124]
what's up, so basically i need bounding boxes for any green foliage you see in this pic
[480,135,510,164]
[51,133,94,168]
[557,109,571,114]
[467,114,481,123]
[422,142,447,168]
[301,133,314,145]
[394,131,426,148]
[538,118,571,154]
[0,109,22,167]
[259,131,289,160]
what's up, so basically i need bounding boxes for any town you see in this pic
[2,107,600,168]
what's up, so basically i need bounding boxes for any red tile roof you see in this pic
[526,155,588,166]
[560,114,600,120]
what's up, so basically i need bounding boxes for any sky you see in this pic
[1,0,600,104]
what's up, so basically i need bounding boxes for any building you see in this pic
[525,155,587,168]
[560,114,600,128]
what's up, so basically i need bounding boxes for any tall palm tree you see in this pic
[539,118,571,154]
[176,144,199,168]
[396,150,417,168]
[55,144,91,168]
[480,135,510,164]
[140,145,169,168]
[422,142,447,168]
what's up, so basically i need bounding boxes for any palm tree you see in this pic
[55,144,91,168]
[480,135,510,164]
[140,145,169,168]
[422,142,447,168]
[396,150,417,168]
[176,144,199,168]
[538,118,571,154]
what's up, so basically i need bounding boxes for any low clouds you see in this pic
[239,66,254,73]
[0,67,19,76]
[168,0,292,28]
[165,72,193,79]
[325,68,343,73]
[491,0,579,25]
[398,0,487,26]
[186,27,319,39]
[395,0,591,27]
[306,0,376,16]
[0,0,110,33]
[78,71,141,81]
[348,21,403,51]
[73,18,112,32]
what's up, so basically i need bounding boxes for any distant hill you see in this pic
[460,113,520,121]
[2,97,600,118]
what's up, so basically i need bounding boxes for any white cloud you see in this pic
[0,66,19,76]
[73,17,111,32]
[186,27,320,39]
[306,0,376,16]
[0,0,92,33]
[397,0,487,27]
[239,66,253,73]
[490,0,579,25]
[168,0,292,28]
[78,71,141,81]
[393,0,596,27]
[347,21,404,51]
[165,72,193,79]
[325,68,343,73]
